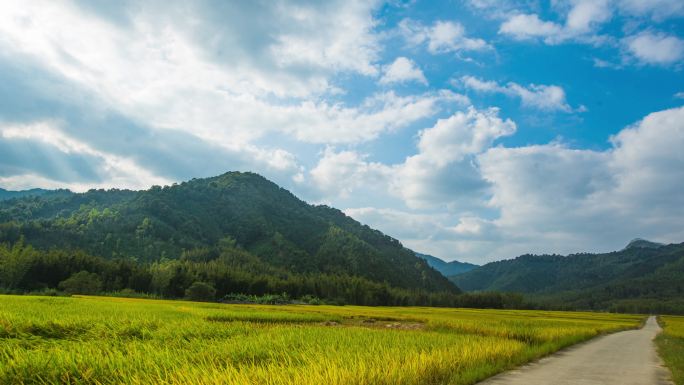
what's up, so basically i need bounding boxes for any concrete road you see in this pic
[478,316,673,385]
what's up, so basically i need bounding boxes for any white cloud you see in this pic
[379,57,427,85]
[460,76,574,112]
[465,0,535,19]
[476,105,684,258]
[0,0,414,152]
[399,19,491,54]
[310,148,390,198]
[498,0,612,44]
[414,107,516,165]
[311,106,515,209]
[675,92,684,99]
[624,31,684,65]
[0,121,170,191]
[322,106,684,262]
[565,0,613,34]
[281,90,468,144]
[269,1,381,76]
[343,207,497,263]
[392,107,515,209]
[499,14,563,41]
[618,0,684,20]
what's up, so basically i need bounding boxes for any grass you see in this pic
[657,315,684,385]
[0,295,643,385]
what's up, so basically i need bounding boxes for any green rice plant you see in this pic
[657,316,684,385]
[0,295,643,385]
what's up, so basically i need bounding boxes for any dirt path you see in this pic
[478,316,673,385]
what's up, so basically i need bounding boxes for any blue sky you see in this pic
[1,0,683,262]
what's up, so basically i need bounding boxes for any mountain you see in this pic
[624,238,664,250]
[451,241,684,313]
[0,188,67,201]
[416,253,478,276]
[0,172,457,295]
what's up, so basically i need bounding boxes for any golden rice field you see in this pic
[0,295,643,385]
[657,316,684,385]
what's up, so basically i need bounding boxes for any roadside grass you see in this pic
[657,316,684,385]
[0,295,643,385]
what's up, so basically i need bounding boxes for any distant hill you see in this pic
[451,240,684,313]
[0,188,69,201]
[416,253,478,276]
[0,172,458,295]
[624,238,664,250]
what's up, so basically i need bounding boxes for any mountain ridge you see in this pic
[0,187,71,201]
[451,241,684,312]
[0,172,457,294]
[624,238,664,250]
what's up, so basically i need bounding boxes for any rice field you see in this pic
[657,316,684,385]
[0,295,642,385]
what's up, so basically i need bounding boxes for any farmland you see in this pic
[657,316,684,385]
[0,295,642,385]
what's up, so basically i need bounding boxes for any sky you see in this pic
[1,0,683,263]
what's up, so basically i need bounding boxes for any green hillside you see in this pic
[0,172,458,303]
[451,242,684,313]
[0,188,69,201]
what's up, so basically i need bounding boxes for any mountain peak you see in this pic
[0,172,459,295]
[625,238,664,250]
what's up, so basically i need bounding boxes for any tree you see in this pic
[58,271,102,294]
[0,239,33,290]
[185,281,216,302]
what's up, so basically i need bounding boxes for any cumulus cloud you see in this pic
[498,0,612,44]
[476,0,684,69]
[623,31,684,65]
[0,121,170,191]
[391,107,515,209]
[399,19,491,54]
[310,148,390,198]
[617,0,684,20]
[460,76,575,112]
[413,107,516,165]
[336,106,684,262]
[499,14,564,41]
[0,0,470,192]
[476,105,684,258]
[0,0,407,151]
[263,90,464,144]
[565,0,613,34]
[311,106,516,209]
[344,207,498,263]
[379,57,427,85]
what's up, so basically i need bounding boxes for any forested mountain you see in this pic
[451,242,684,313]
[416,253,478,276]
[0,188,67,201]
[0,172,461,304]
[624,238,664,250]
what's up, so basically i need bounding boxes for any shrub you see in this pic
[185,282,216,302]
[58,271,103,295]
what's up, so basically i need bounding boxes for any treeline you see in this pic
[528,289,684,315]
[0,240,521,308]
